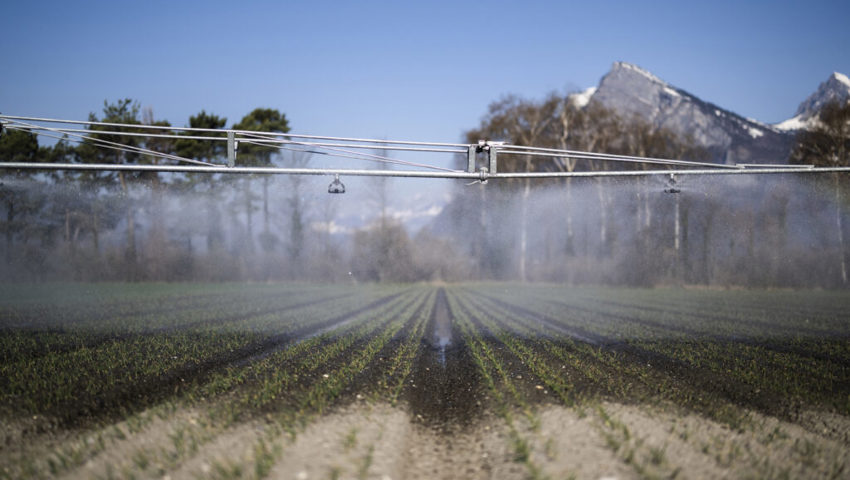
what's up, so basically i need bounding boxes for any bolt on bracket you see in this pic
[472,140,504,176]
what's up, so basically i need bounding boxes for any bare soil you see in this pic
[8,399,844,480]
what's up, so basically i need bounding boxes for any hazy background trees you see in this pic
[1,95,848,288]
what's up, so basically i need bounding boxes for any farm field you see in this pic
[1,283,849,480]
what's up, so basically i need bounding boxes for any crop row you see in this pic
[203,287,431,423]
[0,283,319,327]
[1,286,435,479]
[448,290,545,477]
[0,284,376,364]
[525,290,850,371]
[520,285,850,336]
[460,284,850,417]
[0,285,413,419]
[452,289,653,405]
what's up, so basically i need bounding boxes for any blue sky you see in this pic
[2,0,849,148]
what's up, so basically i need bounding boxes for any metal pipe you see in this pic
[3,162,849,179]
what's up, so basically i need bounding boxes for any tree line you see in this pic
[1,95,849,287]
[439,92,850,288]
[0,100,467,283]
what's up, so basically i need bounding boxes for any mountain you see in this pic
[581,62,796,165]
[774,72,850,131]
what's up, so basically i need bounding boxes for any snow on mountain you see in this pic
[568,86,596,108]
[773,115,813,132]
[834,72,850,88]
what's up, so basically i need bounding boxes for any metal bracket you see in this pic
[468,141,502,179]
[466,145,477,173]
[476,140,504,175]
[227,130,237,167]
[488,143,498,174]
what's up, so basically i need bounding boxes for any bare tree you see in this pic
[467,94,559,281]
[283,151,311,278]
[791,100,850,285]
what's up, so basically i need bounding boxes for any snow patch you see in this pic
[773,115,811,131]
[746,117,768,128]
[616,62,665,85]
[569,87,597,108]
[662,86,680,98]
[746,126,764,139]
[714,109,724,117]
[833,72,850,89]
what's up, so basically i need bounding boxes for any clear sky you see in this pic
[2,0,849,148]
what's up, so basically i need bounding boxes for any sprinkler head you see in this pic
[328,174,345,194]
[664,173,680,194]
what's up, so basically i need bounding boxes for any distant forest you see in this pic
[2,96,849,287]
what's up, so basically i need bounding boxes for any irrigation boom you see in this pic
[2,114,848,184]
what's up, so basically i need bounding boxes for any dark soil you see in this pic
[406,289,484,430]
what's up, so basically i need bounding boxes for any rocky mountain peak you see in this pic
[588,62,792,165]
[775,71,850,131]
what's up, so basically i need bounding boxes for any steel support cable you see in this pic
[3,122,229,144]
[0,115,469,148]
[4,122,468,155]
[4,125,200,170]
[239,134,460,172]
[497,148,736,170]
[5,117,456,172]
[5,123,216,169]
[498,146,814,170]
[235,134,467,154]
[497,144,742,170]
[242,139,458,172]
[4,126,212,170]
[4,120,215,167]
[738,163,814,169]
[497,142,726,165]
[273,144,457,172]
[239,139,432,170]
[4,119,198,164]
